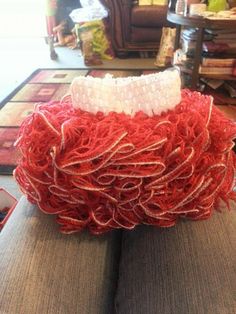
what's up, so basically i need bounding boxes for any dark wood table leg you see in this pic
[48,35,58,60]
[191,27,204,89]
[174,25,181,51]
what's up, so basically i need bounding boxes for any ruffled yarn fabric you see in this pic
[14,90,236,234]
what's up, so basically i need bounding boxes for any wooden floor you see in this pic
[217,105,236,122]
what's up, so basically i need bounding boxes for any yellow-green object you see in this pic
[45,0,57,17]
[138,0,152,5]
[207,0,227,12]
[75,20,113,60]
[152,0,168,4]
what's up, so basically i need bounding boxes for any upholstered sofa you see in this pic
[0,196,235,313]
[100,0,172,57]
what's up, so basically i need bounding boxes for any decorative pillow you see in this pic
[14,70,236,235]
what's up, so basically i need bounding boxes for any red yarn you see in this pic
[14,90,236,234]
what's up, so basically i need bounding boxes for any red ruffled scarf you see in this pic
[14,90,236,234]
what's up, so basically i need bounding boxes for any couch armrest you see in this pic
[100,0,133,54]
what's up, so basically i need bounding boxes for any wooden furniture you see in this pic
[167,12,236,89]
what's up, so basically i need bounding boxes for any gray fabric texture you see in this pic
[115,209,236,314]
[0,196,121,314]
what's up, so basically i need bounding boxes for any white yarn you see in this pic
[70,68,182,116]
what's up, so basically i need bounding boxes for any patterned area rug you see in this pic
[0,68,158,174]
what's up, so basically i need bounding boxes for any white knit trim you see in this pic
[70,68,182,116]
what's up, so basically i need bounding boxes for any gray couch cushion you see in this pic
[115,209,236,314]
[0,197,121,314]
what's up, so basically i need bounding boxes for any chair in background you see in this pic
[100,0,172,57]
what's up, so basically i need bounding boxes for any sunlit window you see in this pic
[0,0,46,37]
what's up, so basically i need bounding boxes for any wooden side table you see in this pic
[167,12,236,89]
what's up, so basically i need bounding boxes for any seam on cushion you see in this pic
[101,229,123,314]
[113,230,126,314]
